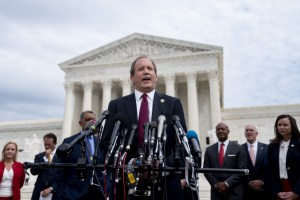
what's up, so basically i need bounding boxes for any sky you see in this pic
[0,0,299,122]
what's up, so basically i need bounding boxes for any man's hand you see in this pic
[41,187,52,197]
[45,148,52,160]
[215,182,229,194]
[249,180,264,191]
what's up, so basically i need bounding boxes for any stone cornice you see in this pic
[222,104,300,119]
[59,33,222,68]
[0,119,63,132]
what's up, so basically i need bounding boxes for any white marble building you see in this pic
[0,33,300,163]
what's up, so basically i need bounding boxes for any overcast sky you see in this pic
[0,0,299,122]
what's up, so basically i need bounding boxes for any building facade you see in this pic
[0,33,299,163]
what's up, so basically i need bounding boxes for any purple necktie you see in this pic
[138,93,149,148]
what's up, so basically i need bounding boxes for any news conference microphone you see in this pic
[172,115,186,135]
[143,122,150,145]
[125,124,138,151]
[84,120,96,131]
[86,110,110,134]
[107,113,128,154]
[150,121,158,145]
[56,110,110,158]
[157,115,166,142]
[186,130,202,157]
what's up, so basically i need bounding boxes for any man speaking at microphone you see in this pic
[101,55,188,200]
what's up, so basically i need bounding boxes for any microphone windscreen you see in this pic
[150,121,158,128]
[186,130,199,141]
[114,113,128,124]
[172,115,180,122]
[84,120,96,130]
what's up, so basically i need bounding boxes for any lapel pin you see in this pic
[291,144,294,147]
[161,99,165,103]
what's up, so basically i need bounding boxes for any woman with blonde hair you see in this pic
[0,141,25,200]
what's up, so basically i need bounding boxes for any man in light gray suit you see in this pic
[204,122,247,200]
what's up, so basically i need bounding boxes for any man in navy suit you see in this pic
[242,124,270,200]
[31,133,59,200]
[101,55,188,200]
[204,122,247,200]
[55,111,109,200]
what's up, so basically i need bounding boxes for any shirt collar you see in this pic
[218,139,229,146]
[247,140,258,148]
[134,89,155,101]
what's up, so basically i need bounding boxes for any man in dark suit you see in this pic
[204,122,247,200]
[55,110,109,200]
[31,133,59,200]
[101,55,188,200]
[242,124,270,200]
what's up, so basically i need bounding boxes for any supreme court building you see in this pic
[1,33,300,163]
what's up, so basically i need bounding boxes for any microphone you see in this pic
[143,122,150,145]
[157,115,166,142]
[107,113,127,153]
[186,130,202,165]
[86,110,110,134]
[105,113,128,165]
[172,115,186,135]
[56,110,110,158]
[84,120,96,131]
[150,121,158,145]
[125,124,138,151]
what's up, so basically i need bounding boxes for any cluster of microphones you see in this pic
[56,110,202,169]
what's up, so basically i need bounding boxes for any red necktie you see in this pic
[219,143,224,167]
[138,94,149,148]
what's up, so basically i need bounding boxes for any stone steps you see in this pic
[21,174,211,200]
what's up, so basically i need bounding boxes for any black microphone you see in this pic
[157,115,166,142]
[107,113,128,154]
[86,110,110,135]
[150,121,158,145]
[84,120,96,131]
[172,115,186,135]
[125,124,138,151]
[56,110,110,158]
[186,130,202,165]
[143,122,150,145]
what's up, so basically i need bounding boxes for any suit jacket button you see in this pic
[287,167,290,170]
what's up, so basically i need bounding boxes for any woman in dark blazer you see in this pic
[0,141,25,200]
[267,114,300,200]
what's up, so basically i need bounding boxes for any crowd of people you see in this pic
[0,56,299,200]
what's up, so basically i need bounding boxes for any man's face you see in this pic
[244,124,258,144]
[79,112,96,131]
[44,138,56,151]
[130,58,157,93]
[216,122,229,142]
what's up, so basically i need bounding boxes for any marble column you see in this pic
[164,74,175,97]
[102,80,112,111]
[62,82,74,139]
[82,81,93,111]
[207,70,222,127]
[186,72,200,134]
[122,78,132,96]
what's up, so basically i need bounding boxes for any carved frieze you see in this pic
[71,38,208,65]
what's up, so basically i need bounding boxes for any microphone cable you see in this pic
[122,153,127,200]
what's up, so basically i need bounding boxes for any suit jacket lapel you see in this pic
[223,141,233,166]
[123,93,138,124]
[255,142,265,167]
[151,92,165,121]
[287,139,296,160]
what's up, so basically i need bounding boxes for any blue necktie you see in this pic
[85,136,94,163]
